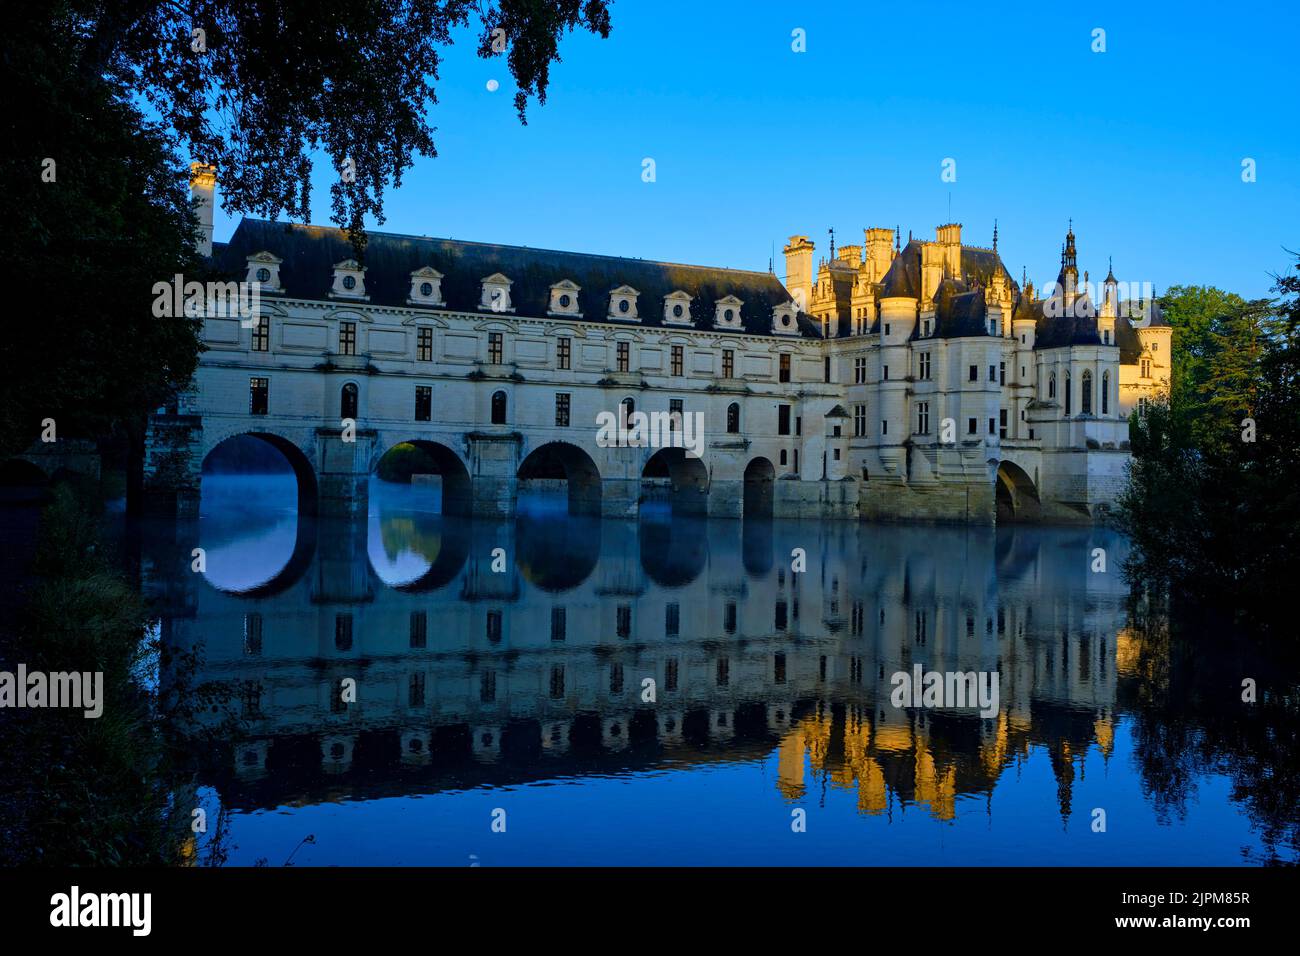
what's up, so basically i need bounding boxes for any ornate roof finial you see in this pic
[828,226,835,258]
[993,219,999,251]
[894,225,900,251]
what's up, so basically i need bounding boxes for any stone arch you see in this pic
[743,456,775,519]
[517,441,601,516]
[641,447,708,515]
[198,433,319,595]
[995,460,1041,523]
[372,439,473,516]
[202,431,319,516]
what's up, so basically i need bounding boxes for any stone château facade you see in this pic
[144,170,1170,523]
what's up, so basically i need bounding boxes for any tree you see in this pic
[70,0,612,239]
[0,1,611,469]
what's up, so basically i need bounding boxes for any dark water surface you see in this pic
[130,475,1299,866]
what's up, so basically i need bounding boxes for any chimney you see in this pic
[782,235,815,311]
[935,222,962,277]
[189,162,217,257]
[864,227,893,282]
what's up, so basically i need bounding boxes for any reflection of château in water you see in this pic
[149,512,1130,822]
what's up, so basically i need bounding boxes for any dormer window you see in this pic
[663,290,693,326]
[714,295,744,329]
[331,259,367,300]
[246,252,284,293]
[548,280,582,317]
[772,301,799,336]
[408,266,445,306]
[608,285,640,321]
[479,273,514,313]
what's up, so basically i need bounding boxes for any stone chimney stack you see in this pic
[783,235,815,312]
[935,222,962,277]
[864,227,893,282]
[189,162,217,258]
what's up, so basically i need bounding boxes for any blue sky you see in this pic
[211,0,1298,299]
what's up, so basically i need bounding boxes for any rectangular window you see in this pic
[339,321,357,356]
[917,401,930,435]
[793,448,799,473]
[780,449,788,465]
[555,392,571,427]
[988,417,996,435]
[881,420,888,436]
[999,361,1006,385]
[775,600,788,630]
[415,386,432,422]
[923,319,932,336]
[968,417,977,435]
[557,336,571,370]
[550,606,566,642]
[666,602,680,637]
[617,341,630,372]
[409,611,427,649]
[778,404,791,435]
[999,408,1008,439]
[969,364,978,382]
[724,602,737,634]
[795,416,801,436]
[610,663,625,696]
[884,323,892,336]
[882,365,889,380]
[779,354,791,383]
[409,672,426,707]
[480,670,497,703]
[823,356,831,383]
[486,609,503,643]
[669,399,683,432]
[249,377,269,415]
[854,357,866,384]
[488,331,504,364]
[251,315,269,352]
[417,327,433,362]
[854,404,867,437]
[989,364,997,382]
[918,353,931,380]
[243,613,263,655]
[617,604,632,639]
[722,349,734,378]
[665,658,679,693]
[774,653,787,684]
[671,345,684,376]
[335,614,353,652]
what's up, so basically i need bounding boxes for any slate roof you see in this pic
[215,219,820,339]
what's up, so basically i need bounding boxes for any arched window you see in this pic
[1081,370,1093,415]
[1048,373,1056,400]
[1064,373,1072,416]
[726,402,740,434]
[491,390,507,425]
[1102,370,1110,415]
[340,383,358,420]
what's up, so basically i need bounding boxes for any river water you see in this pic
[126,474,1299,866]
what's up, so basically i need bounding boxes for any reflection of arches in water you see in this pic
[641,447,708,515]
[517,441,601,516]
[741,518,775,575]
[995,460,1040,523]
[377,515,473,592]
[743,457,775,519]
[373,440,472,515]
[203,432,319,516]
[516,513,600,591]
[217,515,318,598]
[639,515,707,587]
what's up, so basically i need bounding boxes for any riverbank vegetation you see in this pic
[1116,253,1300,629]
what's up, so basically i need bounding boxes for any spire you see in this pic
[992,219,998,251]
[828,226,835,258]
[1105,255,1116,283]
[894,225,900,251]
